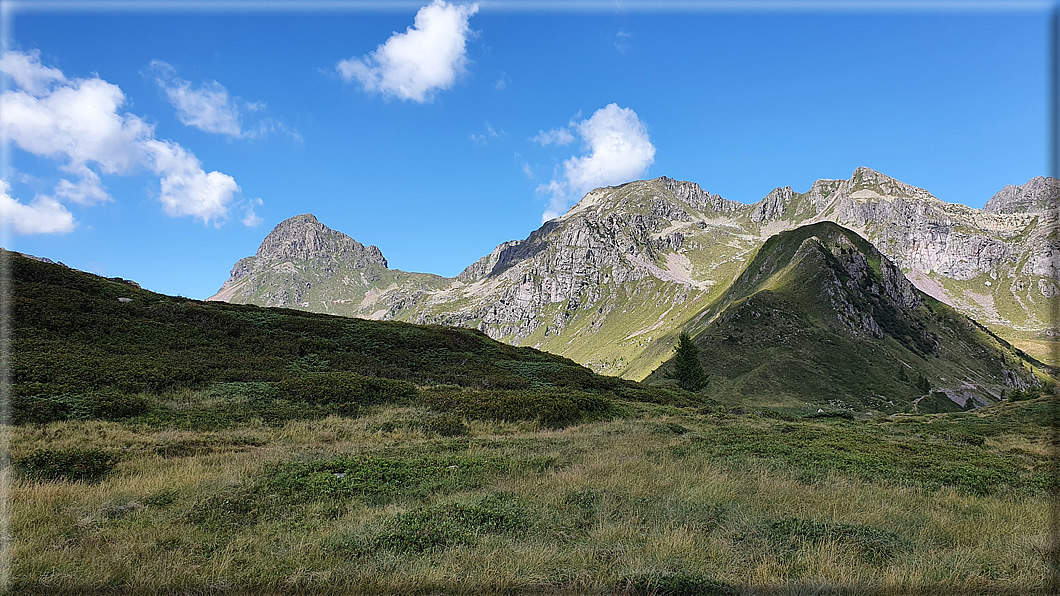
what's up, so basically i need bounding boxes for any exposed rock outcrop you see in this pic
[210,169,1058,379]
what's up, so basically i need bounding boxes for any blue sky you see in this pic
[0,1,1053,299]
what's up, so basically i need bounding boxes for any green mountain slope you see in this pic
[646,222,1052,413]
[11,250,688,428]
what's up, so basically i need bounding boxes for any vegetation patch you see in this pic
[353,492,530,555]
[672,416,1048,495]
[275,371,417,405]
[764,517,910,563]
[187,453,523,532]
[12,391,147,425]
[419,386,613,428]
[618,572,736,596]
[15,448,119,482]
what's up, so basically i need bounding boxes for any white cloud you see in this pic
[532,127,575,147]
[0,50,253,232]
[336,0,479,103]
[0,49,65,96]
[0,179,76,235]
[151,61,242,137]
[538,103,655,221]
[495,72,511,90]
[242,197,264,227]
[615,29,632,55]
[141,138,240,224]
[54,165,110,205]
[151,61,298,143]
[469,121,500,144]
[0,76,148,173]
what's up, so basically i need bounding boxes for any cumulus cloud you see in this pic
[0,49,254,233]
[0,49,65,96]
[141,138,239,222]
[0,179,76,235]
[537,104,655,221]
[336,0,479,103]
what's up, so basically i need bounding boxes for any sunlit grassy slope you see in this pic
[647,223,1054,414]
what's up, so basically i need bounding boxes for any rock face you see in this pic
[252,213,387,268]
[983,176,1059,214]
[646,222,1040,411]
[210,168,1058,379]
[208,214,445,310]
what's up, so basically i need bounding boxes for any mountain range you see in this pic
[209,167,1057,403]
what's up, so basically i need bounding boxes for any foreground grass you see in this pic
[10,398,1055,594]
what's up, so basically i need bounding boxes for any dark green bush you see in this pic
[419,387,612,428]
[419,413,470,437]
[89,390,148,420]
[619,572,736,596]
[275,372,417,406]
[765,517,910,563]
[15,448,119,482]
[12,390,146,424]
[11,394,78,425]
[368,492,529,554]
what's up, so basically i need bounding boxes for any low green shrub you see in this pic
[11,394,80,425]
[275,372,417,406]
[765,517,910,563]
[363,492,530,554]
[15,448,119,482]
[418,413,470,437]
[13,390,147,424]
[419,387,612,428]
[619,572,736,596]
[89,390,148,420]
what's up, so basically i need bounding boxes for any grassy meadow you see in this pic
[8,389,1056,594]
[8,251,1058,593]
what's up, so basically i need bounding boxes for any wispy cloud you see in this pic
[336,0,479,103]
[615,29,632,55]
[469,121,501,144]
[537,103,655,221]
[495,71,511,90]
[151,61,300,142]
[532,127,575,147]
[0,50,259,234]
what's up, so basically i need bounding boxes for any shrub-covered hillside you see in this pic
[11,251,689,428]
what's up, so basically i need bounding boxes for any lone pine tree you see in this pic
[671,332,708,392]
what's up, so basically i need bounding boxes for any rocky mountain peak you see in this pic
[983,176,1059,214]
[846,166,935,201]
[255,213,388,269]
[750,186,795,222]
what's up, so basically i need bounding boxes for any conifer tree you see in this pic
[916,373,930,394]
[672,332,708,392]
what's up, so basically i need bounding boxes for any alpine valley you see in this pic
[210,167,1058,411]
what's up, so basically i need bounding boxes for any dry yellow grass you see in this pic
[7,404,1052,594]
